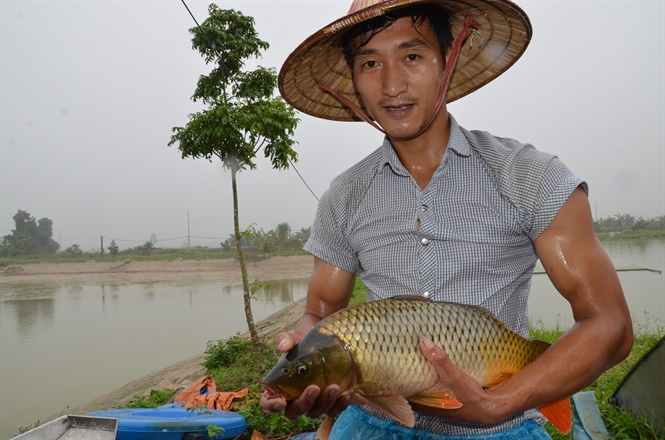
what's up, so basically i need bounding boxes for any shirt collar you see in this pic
[379,113,471,175]
[447,114,471,157]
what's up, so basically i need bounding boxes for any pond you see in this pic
[0,278,309,440]
[529,237,664,332]
[1,238,662,439]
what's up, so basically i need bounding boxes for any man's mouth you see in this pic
[386,104,411,111]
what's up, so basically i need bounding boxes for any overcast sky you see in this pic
[1,0,663,252]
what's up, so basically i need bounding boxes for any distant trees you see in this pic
[594,214,665,231]
[65,244,83,257]
[1,210,60,257]
[220,223,310,253]
[135,241,155,255]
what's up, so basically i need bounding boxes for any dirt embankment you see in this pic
[0,255,313,286]
[0,255,313,416]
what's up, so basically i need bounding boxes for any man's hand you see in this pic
[417,337,512,424]
[260,257,357,420]
[259,330,351,420]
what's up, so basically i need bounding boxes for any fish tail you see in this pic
[538,397,572,434]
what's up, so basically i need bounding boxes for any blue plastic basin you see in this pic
[88,403,246,440]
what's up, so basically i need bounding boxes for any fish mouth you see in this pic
[261,383,289,399]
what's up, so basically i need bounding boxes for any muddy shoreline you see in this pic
[0,255,313,286]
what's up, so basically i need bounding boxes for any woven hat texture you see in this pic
[278,0,532,121]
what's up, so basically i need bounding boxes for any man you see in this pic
[261,0,633,438]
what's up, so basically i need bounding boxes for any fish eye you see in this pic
[294,361,308,376]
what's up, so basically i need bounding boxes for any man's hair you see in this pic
[341,3,454,69]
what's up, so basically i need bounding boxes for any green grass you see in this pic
[120,389,175,409]
[531,324,664,439]
[204,334,321,438]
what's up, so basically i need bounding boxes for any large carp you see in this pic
[262,297,571,435]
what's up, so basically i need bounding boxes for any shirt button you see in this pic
[420,205,428,212]
[421,238,429,246]
[423,291,431,298]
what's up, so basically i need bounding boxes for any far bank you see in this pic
[0,255,314,285]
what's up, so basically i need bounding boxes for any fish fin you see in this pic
[407,383,463,409]
[352,391,416,428]
[538,397,573,434]
[483,372,515,388]
[316,415,334,440]
[348,395,365,406]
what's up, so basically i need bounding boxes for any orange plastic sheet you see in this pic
[173,376,250,411]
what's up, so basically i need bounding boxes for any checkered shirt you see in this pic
[303,114,585,435]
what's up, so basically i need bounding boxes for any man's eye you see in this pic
[362,60,377,69]
[406,54,420,62]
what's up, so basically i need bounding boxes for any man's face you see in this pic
[351,16,445,140]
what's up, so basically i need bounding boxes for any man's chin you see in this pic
[384,124,425,141]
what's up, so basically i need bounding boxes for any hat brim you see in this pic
[278,0,532,121]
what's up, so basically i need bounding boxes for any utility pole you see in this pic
[187,212,191,251]
[100,236,104,258]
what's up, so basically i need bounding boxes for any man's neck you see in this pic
[390,110,451,190]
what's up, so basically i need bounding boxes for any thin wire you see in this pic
[179,0,320,202]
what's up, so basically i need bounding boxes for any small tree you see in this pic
[108,240,120,256]
[65,244,83,257]
[276,222,290,249]
[169,5,299,343]
[136,241,154,255]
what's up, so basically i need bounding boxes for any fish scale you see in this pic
[320,299,533,389]
[262,297,572,434]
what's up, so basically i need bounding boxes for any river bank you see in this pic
[0,255,313,286]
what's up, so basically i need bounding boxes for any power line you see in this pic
[179,0,319,202]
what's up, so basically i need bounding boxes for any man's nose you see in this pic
[381,62,408,97]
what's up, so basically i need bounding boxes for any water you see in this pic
[1,239,663,439]
[0,278,309,439]
[529,238,664,332]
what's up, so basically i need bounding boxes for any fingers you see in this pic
[260,390,286,414]
[284,385,321,420]
[275,332,296,353]
[276,330,305,354]
[326,388,351,418]
[307,384,345,419]
[419,337,465,383]
[261,384,349,421]
[419,336,448,366]
[265,333,348,420]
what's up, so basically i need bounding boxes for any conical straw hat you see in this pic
[279,0,532,122]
